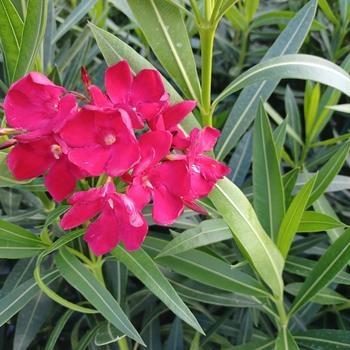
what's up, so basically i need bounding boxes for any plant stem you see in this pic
[200,26,215,126]
[118,337,129,350]
[36,192,55,212]
[275,296,289,330]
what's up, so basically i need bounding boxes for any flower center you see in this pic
[51,144,62,160]
[104,134,116,146]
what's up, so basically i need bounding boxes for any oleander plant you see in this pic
[1,0,350,349]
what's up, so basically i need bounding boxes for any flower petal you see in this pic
[69,146,110,176]
[44,157,77,201]
[7,142,53,180]
[139,130,172,164]
[163,101,196,130]
[61,200,103,230]
[60,109,97,147]
[131,69,165,104]
[106,139,140,176]
[105,61,133,104]
[84,207,120,256]
[149,160,190,197]
[152,184,184,225]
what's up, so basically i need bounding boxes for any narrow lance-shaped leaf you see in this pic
[0,0,23,81]
[295,330,350,350]
[209,178,284,297]
[298,211,346,232]
[111,246,203,334]
[273,118,288,159]
[228,130,252,186]
[157,219,232,257]
[283,168,299,208]
[127,0,201,102]
[277,175,317,258]
[44,309,75,350]
[0,220,47,259]
[307,141,350,206]
[253,102,285,241]
[216,0,317,160]
[214,54,350,107]
[0,270,59,327]
[311,53,350,142]
[285,86,301,162]
[144,236,268,298]
[285,255,350,286]
[54,248,144,345]
[289,228,350,316]
[12,0,48,82]
[53,0,97,43]
[285,283,349,305]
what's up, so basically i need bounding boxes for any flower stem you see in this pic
[200,26,215,127]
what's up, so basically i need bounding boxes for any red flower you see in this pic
[60,108,140,177]
[61,182,148,255]
[125,130,190,225]
[4,72,77,138]
[85,61,168,129]
[7,135,85,201]
[147,100,196,150]
[177,127,231,199]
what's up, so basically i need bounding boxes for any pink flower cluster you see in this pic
[1,61,230,255]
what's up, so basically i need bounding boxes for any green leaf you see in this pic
[0,220,47,259]
[253,102,285,240]
[319,0,339,25]
[14,289,54,350]
[304,82,320,141]
[12,0,48,82]
[311,53,350,142]
[54,248,144,345]
[0,270,59,327]
[0,0,23,81]
[165,318,184,350]
[307,141,350,206]
[44,309,75,350]
[76,325,99,350]
[277,175,317,258]
[171,280,258,308]
[209,178,284,297]
[111,246,203,334]
[295,330,350,349]
[285,256,350,286]
[214,54,350,107]
[285,86,301,162]
[127,0,201,101]
[274,328,299,350]
[94,322,125,346]
[216,0,317,160]
[144,237,268,297]
[53,0,97,43]
[273,118,288,159]
[327,103,350,113]
[0,258,35,297]
[233,339,274,350]
[157,219,232,257]
[89,23,200,134]
[289,228,350,315]
[228,130,252,186]
[285,283,349,305]
[283,168,299,207]
[298,211,346,232]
